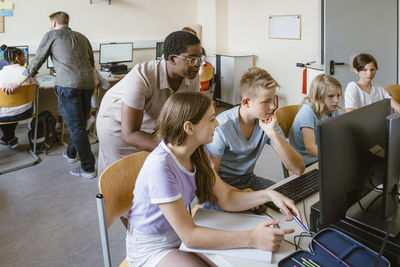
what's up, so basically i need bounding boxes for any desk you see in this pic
[36,73,124,114]
[204,164,319,267]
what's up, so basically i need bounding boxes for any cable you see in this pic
[293,232,313,250]
[374,193,399,267]
[365,193,383,211]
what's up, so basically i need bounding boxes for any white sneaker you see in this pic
[69,166,97,179]
[63,150,78,163]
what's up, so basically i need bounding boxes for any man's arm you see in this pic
[87,39,95,68]
[4,32,53,93]
[121,103,160,152]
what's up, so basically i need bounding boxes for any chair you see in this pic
[274,105,300,178]
[200,65,214,92]
[384,85,400,103]
[0,84,40,174]
[96,151,150,267]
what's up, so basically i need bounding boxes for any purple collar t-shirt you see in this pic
[128,141,197,235]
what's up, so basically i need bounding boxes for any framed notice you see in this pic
[269,15,301,40]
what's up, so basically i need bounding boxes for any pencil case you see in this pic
[278,228,390,267]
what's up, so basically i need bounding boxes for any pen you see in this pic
[309,259,321,267]
[291,257,306,267]
[301,257,316,267]
[292,213,309,233]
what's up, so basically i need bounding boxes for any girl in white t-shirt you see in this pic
[345,53,400,112]
[126,91,301,267]
[0,45,35,148]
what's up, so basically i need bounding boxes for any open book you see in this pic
[179,208,272,263]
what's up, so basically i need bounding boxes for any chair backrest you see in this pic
[275,105,300,138]
[0,84,37,107]
[200,65,214,82]
[99,151,150,228]
[384,85,400,103]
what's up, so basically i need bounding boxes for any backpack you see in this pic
[28,111,57,153]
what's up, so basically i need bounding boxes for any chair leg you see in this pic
[96,194,112,267]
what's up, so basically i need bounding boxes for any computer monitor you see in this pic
[156,42,164,60]
[0,45,29,70]
[318,99,400,237]
[99,42,133,65]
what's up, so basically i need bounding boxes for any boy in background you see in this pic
[206,67,304,194]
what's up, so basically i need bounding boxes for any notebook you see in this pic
[179,208,272,263]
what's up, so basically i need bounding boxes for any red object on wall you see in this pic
[302,68,307,94]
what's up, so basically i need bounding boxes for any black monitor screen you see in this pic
[99,42,133,65]
[318,99,391,226]
[0,45,29,70]
[156,42,164,60]
[383,113,400,218]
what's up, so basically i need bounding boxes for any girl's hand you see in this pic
[250,219,294,251]
[2,82,20,95]
[267,189,301,221]
[259,115,278,138]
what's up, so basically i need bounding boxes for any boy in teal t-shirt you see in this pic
[206,67,305,192]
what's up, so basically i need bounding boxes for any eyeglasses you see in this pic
[172,54,205,66]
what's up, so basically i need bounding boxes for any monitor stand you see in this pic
[346,190,400,238]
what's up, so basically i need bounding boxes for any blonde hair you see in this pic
[49,11,69,25]
[301,74,342,117]
[157,91,217,205]
[239,67,279,99]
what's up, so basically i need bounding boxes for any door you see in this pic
[323,0,397,88]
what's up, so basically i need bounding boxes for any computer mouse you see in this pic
[251,204,267,215]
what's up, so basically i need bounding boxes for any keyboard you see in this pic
[266,169,319,211]
[112,70,129,75]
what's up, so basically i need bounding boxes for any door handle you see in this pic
[329,60,345,75]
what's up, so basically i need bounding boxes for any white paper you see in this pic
[269,15,301,39]
[179,209,272,263]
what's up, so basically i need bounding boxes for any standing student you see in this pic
[345,53,400,112]
[3,11,96,178]
[206,67,304,194]
[126,91,299,267]
[96,31,202,175]
[0,45,36,148]
[289,74,342,166]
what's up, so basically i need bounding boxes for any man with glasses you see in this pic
[96,31,201,175]
[205,67,305,212]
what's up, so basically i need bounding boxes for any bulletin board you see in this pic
[269,15,301,40]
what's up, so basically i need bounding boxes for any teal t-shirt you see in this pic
[288,103,339,166]
[206,106,285,177]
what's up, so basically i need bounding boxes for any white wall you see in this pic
[226,0,319,106]
[2,0,320,105]
[2,0,198,72]
[198,0,320,106]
